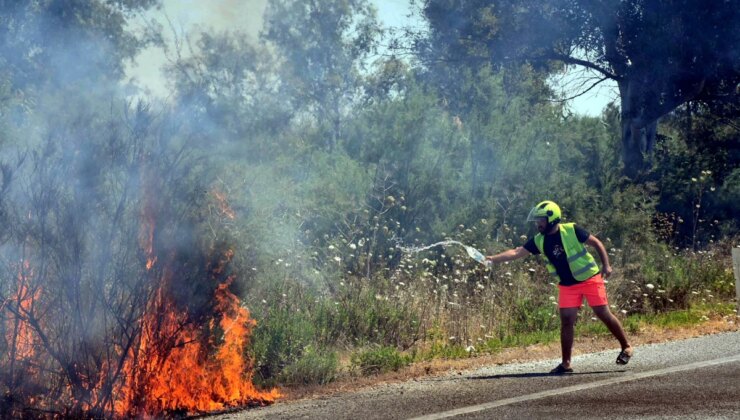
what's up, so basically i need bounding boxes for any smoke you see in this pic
[0,2,539,417]
[126,0,268,99]
[0,1,272,415]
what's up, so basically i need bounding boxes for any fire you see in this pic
[115,188,278,417]
[11,260,39,361]
[116,272,279,416]
[1,185,276,418]
[1,258,47,414]
[212,189,236,220]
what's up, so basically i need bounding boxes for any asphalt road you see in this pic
[215,331,740,419]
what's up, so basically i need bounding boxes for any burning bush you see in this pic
[0,105,277,418]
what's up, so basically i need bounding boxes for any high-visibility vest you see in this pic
[533,223,599,282]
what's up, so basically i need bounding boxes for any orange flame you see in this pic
[1,259,47,414]
[212,189,236,220]
[116,189,278,417]
[116,275,279,417]
[12,260,39,360]
[2,186,275,417]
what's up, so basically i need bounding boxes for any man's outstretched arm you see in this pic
[486,246,531,264]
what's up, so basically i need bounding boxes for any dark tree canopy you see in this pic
[421,0,740,178]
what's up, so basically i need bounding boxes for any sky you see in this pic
[126,0,617,115]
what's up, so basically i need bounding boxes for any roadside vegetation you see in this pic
[246,235,738,388]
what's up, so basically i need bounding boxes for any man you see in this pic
[485,200,633,374]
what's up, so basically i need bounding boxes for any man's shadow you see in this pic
[468,370,626,380]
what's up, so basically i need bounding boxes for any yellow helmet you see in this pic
[527,200,561,224]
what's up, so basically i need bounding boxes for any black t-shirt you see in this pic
[523,225,595,286]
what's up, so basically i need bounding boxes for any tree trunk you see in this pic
[619,79,658,180]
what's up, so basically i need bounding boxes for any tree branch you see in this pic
[643,79,707,125]
[548,76,611,103]
[546,52,619,80]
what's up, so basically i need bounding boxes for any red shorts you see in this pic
[558,273,608,308]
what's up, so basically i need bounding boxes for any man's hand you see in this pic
[585,235,611,279]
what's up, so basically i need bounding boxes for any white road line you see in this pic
[409,354,740,420]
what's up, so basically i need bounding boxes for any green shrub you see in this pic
[482,329,559,353]
[509,297,559,334]
[350,346,412,375]
[312,278,420,348]
[618,242,736,315]
[250,299,317,387]
[278,347,339,386]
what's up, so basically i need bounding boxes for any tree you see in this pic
[261,0,381,151]
[165,31,292,161]
[0,0,158,90]
[420,0,740,179]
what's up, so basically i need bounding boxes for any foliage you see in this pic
[654,102,740,247]
[351,346,413,375]
[0,0,158,94]
[612,241,737,315]
[261,0,382,150]
[419,0,740,178]
[278,347,339,386]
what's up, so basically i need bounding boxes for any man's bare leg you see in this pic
[559,307,579,367]
[591,304,632,355]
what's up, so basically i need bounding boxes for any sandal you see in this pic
[550,363,574,374]
[616,348,633,365]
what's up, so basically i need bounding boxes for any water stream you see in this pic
[398,240,489,266]
[397,240,466,254]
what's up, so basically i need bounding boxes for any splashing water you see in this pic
[398,240,490,266]
[398,240,464,254]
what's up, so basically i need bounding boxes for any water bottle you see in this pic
[465,246,490,267]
